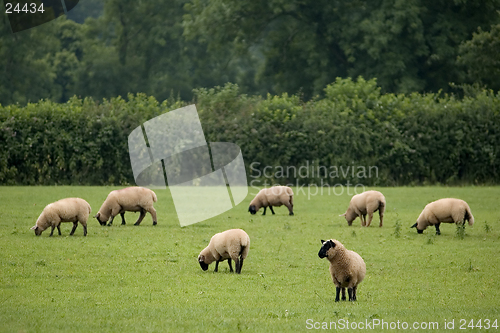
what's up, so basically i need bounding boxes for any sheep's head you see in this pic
[31,225,42,236]
[340,209,357,225]
[198,255,209,271]
[248,205,257,215]
[411,222,424,234]
[318,239,340,259]
[94,212,107,226]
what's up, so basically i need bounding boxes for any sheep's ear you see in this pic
[320,239,326,244]
[93,213,100,218]
[30,225,37,230]
[198,255,205,263]
[411,222,417,228]
[329,240,336,247]
[339,213,346,217]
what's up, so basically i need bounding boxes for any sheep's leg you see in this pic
[57,225,62,236]
[335,287,341,302]
[228,258,234,273]
[49,225,55,237]
[134,209,146,226]
[269,206,275,215]
[83,224,87,236]
[107,215,115,227]
[366,212,374,227]
[262,207,267,215]
[352,286,358,301]
[120,212,126,225]
[348,288,354,301]
[238,257,244,274]
[435,223,441,235]
[341,288,346,301]
[361,214,367,226]
[148,207,157,225]
[70,222,78,236]
[214,260,220,272]
[234,258,240,274]
[379,209,384,227]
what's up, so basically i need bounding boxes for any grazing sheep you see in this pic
[340,190,386,227]
[198,229,250,274]
[318,239,366,302]
[31,198,91,236]
[248,186,294,215]
[94,187,157,226]
[411,198,474,235]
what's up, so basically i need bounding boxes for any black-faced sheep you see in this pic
[248,186,294,215]
[411,198,474,235]
[31,198,91,236]
[94,187,157,226]
[318,239,366,302]
[198,229,250,274]
[341,190,385,227]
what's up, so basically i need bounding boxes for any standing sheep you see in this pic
[248,186,294,215]
[198,229,250,274]
[94,187,157,226]
[318,239,366,302]
[31,198,91,236]
[340,190,385,227]
[411,198,474,235]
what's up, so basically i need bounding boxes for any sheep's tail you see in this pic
[151,190,158,203]
[378,200,385,214]
[465,206,474,226]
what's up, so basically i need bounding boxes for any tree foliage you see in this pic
[185,0,500,98]
[1,0,499,105]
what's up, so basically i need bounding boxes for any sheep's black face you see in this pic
[248,205,257,215]
[318,239,335,258]
[411,222,424,234]
[94,213,106,226]
[198,260,209,271]
[32,226,42,236]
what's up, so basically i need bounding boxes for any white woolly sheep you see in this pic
[198,229,250,274]
[411,198,474,235]
[94,187,157,226]
[318,239,366,302]
[31,198,91,236]
[340,190,386,227]
[248,186,294,215]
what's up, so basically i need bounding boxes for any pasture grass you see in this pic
[0,186,499,332]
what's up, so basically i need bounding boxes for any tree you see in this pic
[458,23,500,91]
[185,0,500,98]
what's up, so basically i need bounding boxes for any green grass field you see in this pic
[1,186,499,332]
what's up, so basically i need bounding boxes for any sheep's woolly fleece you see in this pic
[318,239,366,302]
[198,228,250,274]
[94,187,157,226]
[31,197,91,236]
[248,186,294,215]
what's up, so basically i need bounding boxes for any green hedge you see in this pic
[1,78,499,186]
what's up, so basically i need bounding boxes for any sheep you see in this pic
[340,190,386,227]
[318,239,366,302]
[30,198,91,236]
[411,198,474,235]
[94,187,157,226]
[198,229,250,274]
[248,186,294,215]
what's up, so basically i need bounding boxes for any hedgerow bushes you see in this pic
[1,77,499,185]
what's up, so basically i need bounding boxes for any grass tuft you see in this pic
[456,224,466,239]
